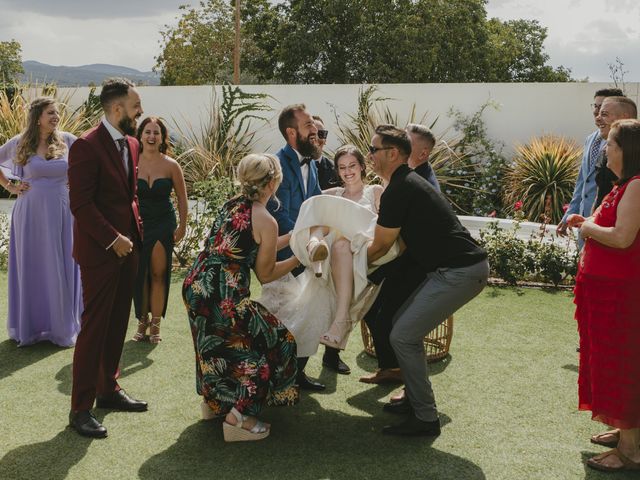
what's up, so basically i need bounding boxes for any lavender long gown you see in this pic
[0,133,82,346]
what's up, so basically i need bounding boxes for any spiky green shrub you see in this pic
[333,85,472,207]
[504,135,581,223]
[173,84,271,194]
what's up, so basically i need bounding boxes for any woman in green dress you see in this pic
[132,117,188,343]
[182,153,300,442]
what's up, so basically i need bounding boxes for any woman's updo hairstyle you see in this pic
[236,153,283,201]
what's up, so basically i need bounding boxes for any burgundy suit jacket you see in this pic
[68,122,143,267]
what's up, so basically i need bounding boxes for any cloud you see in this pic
[0,0,185,19]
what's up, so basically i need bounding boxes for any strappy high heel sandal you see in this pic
[307,238,329,278]
[222,407,270,442]
[319,316,353,350]
[149,316,162,344]
[132,315,149,342]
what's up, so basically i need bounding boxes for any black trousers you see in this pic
[364,254,427,369]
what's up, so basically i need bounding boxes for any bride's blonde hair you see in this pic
[236,153,282,201]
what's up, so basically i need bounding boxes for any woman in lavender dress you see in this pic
[0,97,82,346]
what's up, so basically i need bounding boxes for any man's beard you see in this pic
[119,115,138,136]
[296,130,320,158]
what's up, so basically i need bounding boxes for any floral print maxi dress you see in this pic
[182,195,299,416]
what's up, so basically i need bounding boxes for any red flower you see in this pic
[220,298,236,319]
[488,210,496,218]
[562,203,569,213]
[514,201,523,211]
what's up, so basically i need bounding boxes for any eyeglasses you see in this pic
[368,145,394,155]
[317,129,328,140]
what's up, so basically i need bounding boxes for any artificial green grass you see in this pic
[0,271,632,479]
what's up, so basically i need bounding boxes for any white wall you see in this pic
[61,82,640,156]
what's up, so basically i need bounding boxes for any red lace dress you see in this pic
[575,175,640,429]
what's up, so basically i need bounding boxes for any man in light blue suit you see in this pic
[267,103,328,391]
[557,88,623,246]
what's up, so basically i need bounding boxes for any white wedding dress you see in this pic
[258,186,398,357]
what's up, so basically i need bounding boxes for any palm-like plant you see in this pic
[0,85,102,144]
[332,85,474,209]
[173,84,271,193]
[504,135,581,223]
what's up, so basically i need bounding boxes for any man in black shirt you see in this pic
[312,116,340,190]
[360,123,440,384]
[407,123,440,191]
[366,125,489,437]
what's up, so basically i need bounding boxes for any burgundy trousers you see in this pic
[71,251,138,411]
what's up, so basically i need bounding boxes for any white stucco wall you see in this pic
[59,82,640,156]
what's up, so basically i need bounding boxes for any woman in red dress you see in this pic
[569,118,640,472]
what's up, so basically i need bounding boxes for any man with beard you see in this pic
[67,78,147,438]
[266,103,326,391]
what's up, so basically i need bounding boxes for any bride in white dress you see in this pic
[273,145,397,357]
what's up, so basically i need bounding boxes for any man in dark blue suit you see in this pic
[267,104,326,391]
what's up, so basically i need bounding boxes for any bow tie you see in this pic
[300,157,312,166]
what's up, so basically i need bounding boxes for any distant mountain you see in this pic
[21,61,161,87]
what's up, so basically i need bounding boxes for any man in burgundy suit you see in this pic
[68,78,146,438]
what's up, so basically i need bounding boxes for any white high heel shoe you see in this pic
[307,238,329,278]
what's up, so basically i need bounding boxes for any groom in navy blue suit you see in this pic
[267,104,331,391]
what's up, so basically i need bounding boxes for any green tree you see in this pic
[269,0,490,83]
[485,18,572,82]
[154,0,265,85]
[0,40,24,84]
[155,0,572,84]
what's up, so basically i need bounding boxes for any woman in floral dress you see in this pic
[182,153,300,442]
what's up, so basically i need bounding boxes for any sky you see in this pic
[1,0,638,82]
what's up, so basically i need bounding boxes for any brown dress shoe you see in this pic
[359,368,403,384]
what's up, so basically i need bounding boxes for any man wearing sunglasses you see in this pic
[312,116,340,190]
[366,124,488,437]
[360,123,441,386]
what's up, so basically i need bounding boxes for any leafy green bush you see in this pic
[479,222,533,285]
[448,102,509,216]
[478,221,578,286]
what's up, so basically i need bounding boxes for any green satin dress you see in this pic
[133,177,177,319]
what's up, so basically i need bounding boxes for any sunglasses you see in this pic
[317,129,328,140]
[368,145,394,155]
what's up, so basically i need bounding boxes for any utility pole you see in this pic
[233,0,240,85]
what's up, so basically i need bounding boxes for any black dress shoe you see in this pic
[297,373,326,391]
[383,398,413,415]
[69,410,107,438]
[382,414,441,437]
[95,389,148,412]
[322,352,351,375]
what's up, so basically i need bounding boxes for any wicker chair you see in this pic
[360,315,454,363]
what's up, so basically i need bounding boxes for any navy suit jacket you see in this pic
[268,144,322,260]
